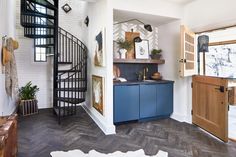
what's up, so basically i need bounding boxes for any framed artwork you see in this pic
[92,75,104,115]
[94,28,106,67]
[135,40,149,59]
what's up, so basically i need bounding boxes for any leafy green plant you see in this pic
[151,49,162,55]
[19,81,39,100]
[117,38,133,51]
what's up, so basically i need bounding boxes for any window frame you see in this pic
[34,4,48,62]
[200,39,236,77]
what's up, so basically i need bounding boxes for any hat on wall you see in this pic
[13,40,19,50]
[1,46,12,65]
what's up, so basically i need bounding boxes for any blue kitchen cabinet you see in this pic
[140,83,173,119]
[114,81,174,123]
[140,85,157,118]
[114,85,140,123]
[156,83,173,116]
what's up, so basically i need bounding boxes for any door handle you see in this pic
[215,86,224,93]
[179,59,187,63]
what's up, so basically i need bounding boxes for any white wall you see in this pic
[158,20,192,122]
[14,0,89,109]
[184,0,236,32]
[113,0,184,20]
[15,0,53,109]
[0,0,17,115]
[83,0,115,134]
[59,0,88,43]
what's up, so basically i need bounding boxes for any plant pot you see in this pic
[19,99,38,116]
[150,54,162,60]
[119,49,127,59]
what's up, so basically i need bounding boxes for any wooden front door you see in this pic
[192,75,229,142]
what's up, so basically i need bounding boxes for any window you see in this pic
[35,4,47,62]
[205,43,236,78]
[199,27,236,78]
[35,47,46,61]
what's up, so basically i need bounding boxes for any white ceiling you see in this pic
[114,10,178,27]
[166,0,196,5]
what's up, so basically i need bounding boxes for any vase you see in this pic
[119,49,127,59]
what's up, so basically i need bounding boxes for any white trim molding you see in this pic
[82,103,116,135]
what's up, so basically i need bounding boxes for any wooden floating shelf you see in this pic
[113,59,165,64]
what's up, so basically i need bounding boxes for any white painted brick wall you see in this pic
[15,0,88,109]
[59,0,88,43]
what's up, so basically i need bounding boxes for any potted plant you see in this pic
[150,49,162,59]
[19,81,39,116]
[117,38,133,59]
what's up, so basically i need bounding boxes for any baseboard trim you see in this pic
[171,113,192,123]
[81,103,116,135]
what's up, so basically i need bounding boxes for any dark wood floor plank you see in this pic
[17,107,236,157]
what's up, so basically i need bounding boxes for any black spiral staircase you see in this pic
[20,0,87,123]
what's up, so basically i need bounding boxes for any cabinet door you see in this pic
[114,85,139,123]
[156,83,173,116]
[140,85,157,118]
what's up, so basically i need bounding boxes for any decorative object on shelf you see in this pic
[151,72,162,80]
[84,16,89,27]
[19,81,39,116]
[150,49,162,59]
[94,28,106,67]
[114,19,153,32]
[119,49,127,59]
[92,75,104,115]
[113,65,121,79]
[117,38,133,59]
[125,31,140,59]
[198,35,209,75]
[62,3,72,13]
[135,39,149,59]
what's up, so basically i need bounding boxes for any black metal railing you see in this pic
[20,0,87,124]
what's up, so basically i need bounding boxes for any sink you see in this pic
[143,80,157,82]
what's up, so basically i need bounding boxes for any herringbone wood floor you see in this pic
[18,107,236,157]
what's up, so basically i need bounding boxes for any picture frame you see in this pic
[135,39,149,59]
[92,75,104,115]
[94,28,106,67]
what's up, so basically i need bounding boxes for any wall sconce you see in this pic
[84,16,89,27]
[113,19,153,32]
[62,4,72,13]
[198,35,209,75]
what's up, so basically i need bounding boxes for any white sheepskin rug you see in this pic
[50,149,168,157]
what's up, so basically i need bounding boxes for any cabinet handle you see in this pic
[215,86,224,93]
[179,59,187,63]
